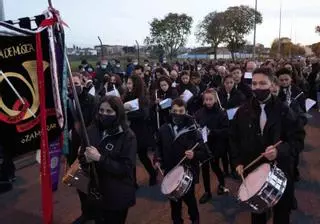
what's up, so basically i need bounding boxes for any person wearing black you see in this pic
[0,142,13,194]
[276,68,307,182]
[195,89,229,204]
[177,71,199,115]
[154,98,210,224]
[84,96,136,224]
[154,76,179,126]
[201,66,220,89]
[99,74,124,98]
[218,74,246,110]
[230,67,305,224]
[123,75,157,186]
[67,73,97,224]
[231,66,253,99]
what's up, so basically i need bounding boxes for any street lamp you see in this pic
[0,0,5,21]
[277,0,283,58]
[253,0,257,59]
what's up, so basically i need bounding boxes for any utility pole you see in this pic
[135,40,140,64]
[253,0,257,59]
[0,0,5,21]
[277,0,282,58]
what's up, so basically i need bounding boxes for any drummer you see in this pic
[229,67,305,224]
[154,98,210,224]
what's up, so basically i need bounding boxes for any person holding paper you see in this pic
[99,74,124,98]
[230,67,305,224]
[154,76,179,126]
[195,89,229,204]
[154,98,210,224]
[177,71,199,115]
[218,74,246,110]
[231,66,253,99]
[123,75,158,187]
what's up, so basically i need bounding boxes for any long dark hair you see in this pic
[95,96,129,131]
[124,74,147,106]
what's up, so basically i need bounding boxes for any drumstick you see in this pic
[156,164,164,176]
[243,140,282,172]
[240,173,250,198]
[175,142,200,168]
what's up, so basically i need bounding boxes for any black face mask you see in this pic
[99,114,117,130]
[253,89,271,102]
[171,114,186,126]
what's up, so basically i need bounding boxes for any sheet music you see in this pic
[181,89,193,103]
[124,98,139,112]
[201,126,208,143]
[227,107,239,120]
[244,72,253,79]
[305,98,316,112]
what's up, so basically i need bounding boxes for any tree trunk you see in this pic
[213,45,217,60]
[231,51,235,61]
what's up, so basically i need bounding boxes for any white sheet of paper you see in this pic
[159,98,172,109]
[124,98,139,112]
[106,89,120,97]
[181,89,193,103]
[305,98,316,112]
[227,107,239,120]
[201,126,208,143]
[88,86,95,96]
[244,72,253,79]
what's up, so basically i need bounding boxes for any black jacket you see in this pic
[229,97,305,176]
[155,117,210,183]
[195,106,229,158]
[87,125,137,210]
[155,87,179,126]
[218,87,246,110]
[278,85,306,113]
[124,94,155,149]
[67,91,97,164]
[177,83,200,115]
[236,81,253,100]
[201,74,222,89]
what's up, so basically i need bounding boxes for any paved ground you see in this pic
[0,110,319,224]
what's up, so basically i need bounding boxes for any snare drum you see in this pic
[161,165,193,201]
[238,163,287,213]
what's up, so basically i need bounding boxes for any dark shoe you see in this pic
[217,185,229,195]
[0,181,13,194]
[149,173,157,186]
[199,192,212,204]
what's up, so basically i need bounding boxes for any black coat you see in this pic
[67,91,97,164]
[229,97,305,176]
[155,118,211,183]
[278,85,306,113]
[124,94,155,149]
[195,106,229,158]
[218,87,246,110]
[236,81,252,100]
[87,124,137,210]
[201,74,222,88]
[177,83,200,115]
[155,87,179,126]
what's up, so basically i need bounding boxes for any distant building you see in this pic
[66,46,97,56]
[94,45,125,57]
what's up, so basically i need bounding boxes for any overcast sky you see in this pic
[3,0,320,48]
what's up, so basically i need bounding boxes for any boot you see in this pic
[199,192,212,204]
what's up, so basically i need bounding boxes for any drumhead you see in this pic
[161,166,185,194]
[238,163,271,201]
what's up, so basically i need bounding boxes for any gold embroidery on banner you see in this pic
[0,60,49,121]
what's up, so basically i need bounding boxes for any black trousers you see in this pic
[170,184,199,224]
[201,158,225,194]
[251,176,293,224]
[77,190,96,220]
[137,147,156,178]
[95,208,128,224]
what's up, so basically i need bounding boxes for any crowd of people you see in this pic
[1,56,319,224]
